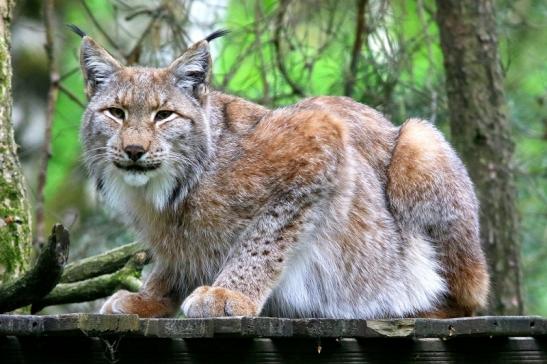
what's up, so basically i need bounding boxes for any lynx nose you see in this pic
[124,144,146,161]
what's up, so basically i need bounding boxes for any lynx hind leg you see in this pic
[387,118,489,316]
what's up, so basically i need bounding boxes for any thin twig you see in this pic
[417,0,438,123]
[59,84,86,109]
[219,40,256,90]
[79,0,119,50]
[344,0,369,97]
[253,1,270,105]
[125,11,161,65]
[35,0,60,248]
[59,66,80,82]
[273,0,305,97]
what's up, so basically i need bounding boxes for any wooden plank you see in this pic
[139,317,215,338]
[364,318,416,338]
[1,336,546,364]
[0,314,140,336]
[1,314,546,338]
[415,316,547,338]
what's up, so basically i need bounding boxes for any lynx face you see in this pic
[80,36,214,210]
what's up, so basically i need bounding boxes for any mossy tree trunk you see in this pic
[0,0,33,285]
[435,0,523,314]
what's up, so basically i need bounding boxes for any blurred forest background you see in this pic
[5,0,546,314]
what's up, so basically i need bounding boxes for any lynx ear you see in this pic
[79,36,122,98]
[168,29,229,98]
[168,40,212,97]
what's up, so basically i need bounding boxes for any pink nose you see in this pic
[124,144,145,161]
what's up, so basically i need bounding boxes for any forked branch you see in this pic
[0,224,70,313]
[31,251,149,313]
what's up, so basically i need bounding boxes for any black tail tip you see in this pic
[204,29,230,43]
[66,24,87,38]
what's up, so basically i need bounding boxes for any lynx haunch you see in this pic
[76,28,489,319]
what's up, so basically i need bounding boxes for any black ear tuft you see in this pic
[79,37,121,98]
[67,24,87,38]
[166,30,228,100]
[204,29,229,43]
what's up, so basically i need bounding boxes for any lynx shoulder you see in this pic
[75,29,489,319]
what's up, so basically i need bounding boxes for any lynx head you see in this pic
[76,27,228,211]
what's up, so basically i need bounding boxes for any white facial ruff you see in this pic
[122,172,151,186]
[104,165,178,211]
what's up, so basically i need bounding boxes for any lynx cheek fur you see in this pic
[76,29,489,319]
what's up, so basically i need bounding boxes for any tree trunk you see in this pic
[435,0,523,314]
[0,0,33,284]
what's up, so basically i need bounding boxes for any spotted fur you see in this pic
[79,31,489,319]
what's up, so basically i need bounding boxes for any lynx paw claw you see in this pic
[182,286,257,317]
[99,290,133,315]
[99,290,177,317]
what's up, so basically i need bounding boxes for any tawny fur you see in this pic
[77,32,490,319]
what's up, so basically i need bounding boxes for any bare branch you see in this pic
[125,12,161,65]
[35,0,60,248]
[273,0,305,97]
[344,0,369,97]
[31,251,148,313]
[79,0,119,51]
[61,242,147,283]
[218,40,256,90]
[59,66,80,82]
[417,0,438,123]
[59,84,85,109]
[253,1,271,104]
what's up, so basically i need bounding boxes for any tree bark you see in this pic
[435,0,523,314]
[0,0,33,285]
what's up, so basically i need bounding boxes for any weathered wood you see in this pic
[0,225,69,313]
[415,316,547,338]
[0,314,545,338]
[1,315,545,363]
[60,242,146,283]
[1,336,546,364]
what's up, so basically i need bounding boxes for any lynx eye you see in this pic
[154,110,175,123]
[105,107,125,120]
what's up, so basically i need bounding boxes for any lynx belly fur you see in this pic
[76,29,489,319]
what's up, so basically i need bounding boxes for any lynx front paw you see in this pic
[100,290,134,314]
[181,286,257,317]
[100,290,177,317]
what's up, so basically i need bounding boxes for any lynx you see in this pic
[75,27,489,319]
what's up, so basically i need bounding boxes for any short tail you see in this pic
[386,119,489,316]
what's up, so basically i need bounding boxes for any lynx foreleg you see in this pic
[182,109,345,317]
[182,198,313,318]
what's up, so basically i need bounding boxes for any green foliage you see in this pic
[43,1,111,224]
[497,0,547,315]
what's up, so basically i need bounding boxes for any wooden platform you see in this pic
[1,314,546,363]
